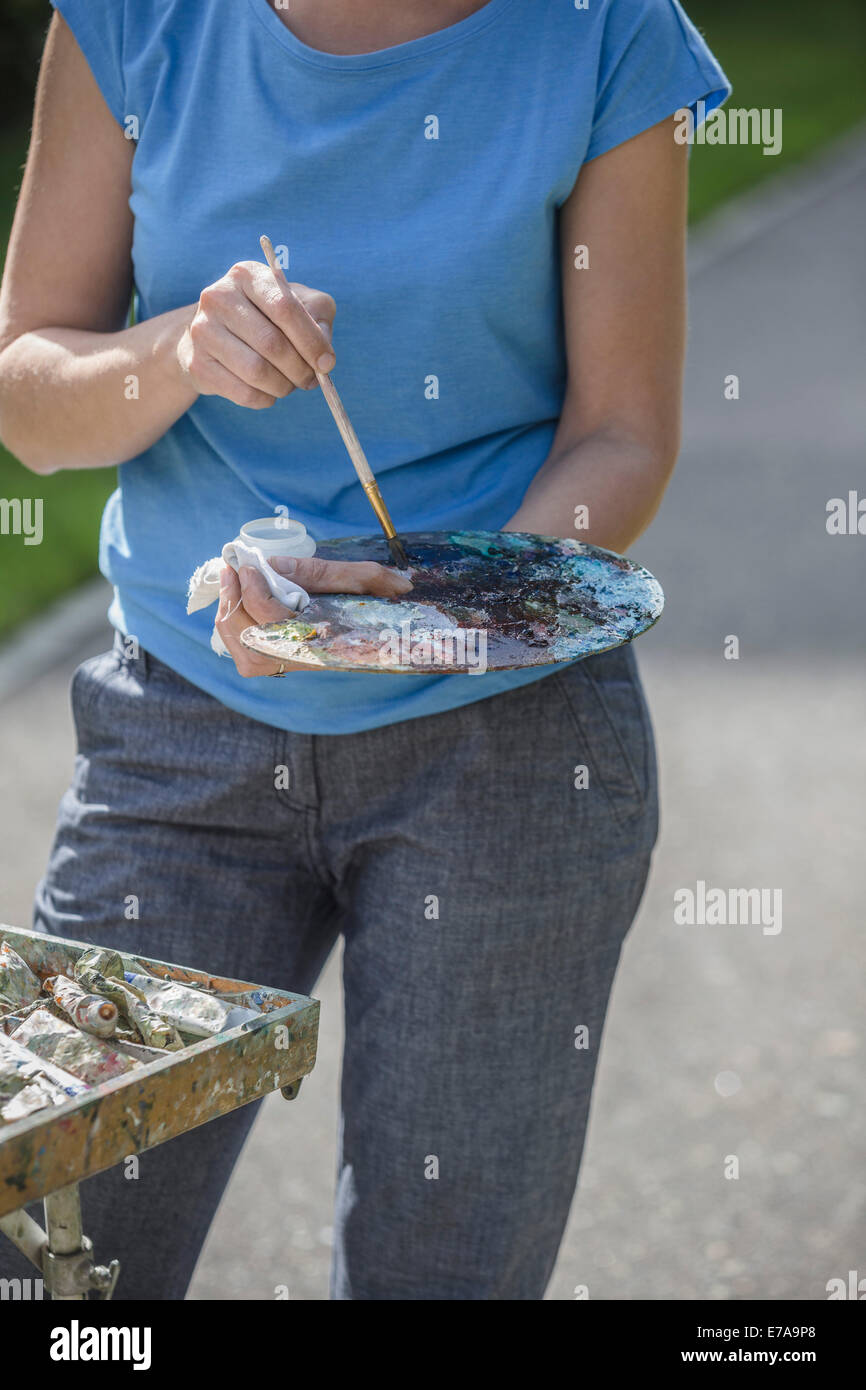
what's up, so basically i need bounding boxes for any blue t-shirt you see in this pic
[53,0,729,734]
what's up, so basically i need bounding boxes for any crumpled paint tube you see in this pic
[79,970,183,1052]
[1,1069,68,1123]
[123,972,262,1037]
[73,949,183,1052]
[0,995,46,1036]
[0,942,42,1013]
[46,974,118,1039]
[74,948,128,980]
[0,1032,87,1122]
[0,1032,87,1095]
[9,1008,140,1085]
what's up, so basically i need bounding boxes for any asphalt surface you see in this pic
[1,137,863,1300]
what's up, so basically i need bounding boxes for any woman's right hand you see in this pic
[177,261,337,409]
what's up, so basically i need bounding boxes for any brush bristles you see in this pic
[388,535,410,570]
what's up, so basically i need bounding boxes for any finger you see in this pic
[213,566,277,674]
[234,263,336,373]
[293,286,337,340]
[215,568,313,676]
[235,565,310,626]
[204,322,299,400]
[216,563,243,623]
[220,295,319,391]
[269,554,414,597]
[192,347,278,409]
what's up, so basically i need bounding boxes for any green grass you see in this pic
[0,129,116,639]
[1,0,865,640]
[686,0,866,221]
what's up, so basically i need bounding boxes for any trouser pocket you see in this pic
[552,643,657,838]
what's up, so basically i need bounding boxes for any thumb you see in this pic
[237,565,302,623]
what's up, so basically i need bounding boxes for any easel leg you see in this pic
[44,1184,86,1300]
[0,1182,120,1299]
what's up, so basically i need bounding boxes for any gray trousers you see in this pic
[14,634,657,1299]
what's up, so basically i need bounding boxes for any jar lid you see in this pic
[240,516,308,543]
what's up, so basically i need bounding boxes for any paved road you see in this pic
[1,137,863,1300]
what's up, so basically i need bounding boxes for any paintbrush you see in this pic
[259,235,410,570]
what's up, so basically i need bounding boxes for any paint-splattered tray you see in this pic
[241,530,663,673]
[0,924,318,1218]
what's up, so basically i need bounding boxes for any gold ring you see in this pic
[271,662,287,677]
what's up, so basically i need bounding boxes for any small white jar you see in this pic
[238,517,317,559]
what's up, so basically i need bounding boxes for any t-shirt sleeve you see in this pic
[50,0,127,127]
[586,0,731,162]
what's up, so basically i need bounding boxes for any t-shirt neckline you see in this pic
[246,0,518,71]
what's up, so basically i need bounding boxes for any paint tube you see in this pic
[81,972,183,1052]
[0,1032,87,1095]
[9,1008,140,1085]
[0,1060,80,1122]
[73,947,126,981]
[46,975,118,1039]
[123,972,262,1037]
[0,1032,87,1122]
[0,1065,72,1123]
[0,942,42,1013]
[1,1074,64,1123]
[0,995,47,1035]
[73,950,183,1052]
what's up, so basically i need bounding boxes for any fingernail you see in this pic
[219,567,232,590]
[317,352,336,373]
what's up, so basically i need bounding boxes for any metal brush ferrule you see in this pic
[361,480,397,539]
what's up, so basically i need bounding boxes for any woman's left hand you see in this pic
[215,554,413,676]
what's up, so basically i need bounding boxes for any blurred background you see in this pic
[0,1,864,1299]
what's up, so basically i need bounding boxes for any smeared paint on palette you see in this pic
[240,530,664,674]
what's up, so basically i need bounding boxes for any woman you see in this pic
[0,1,728,1299]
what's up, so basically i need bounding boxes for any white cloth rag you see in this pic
[186,537,311,656]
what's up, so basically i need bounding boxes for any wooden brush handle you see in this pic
[259,234,375,486]
[315,373,376,486]
[259,234,403,554]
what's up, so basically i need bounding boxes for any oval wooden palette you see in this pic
[240,530,664,674]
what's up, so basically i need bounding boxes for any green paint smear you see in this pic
[276,621,318,642]
[446,532,518,559]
